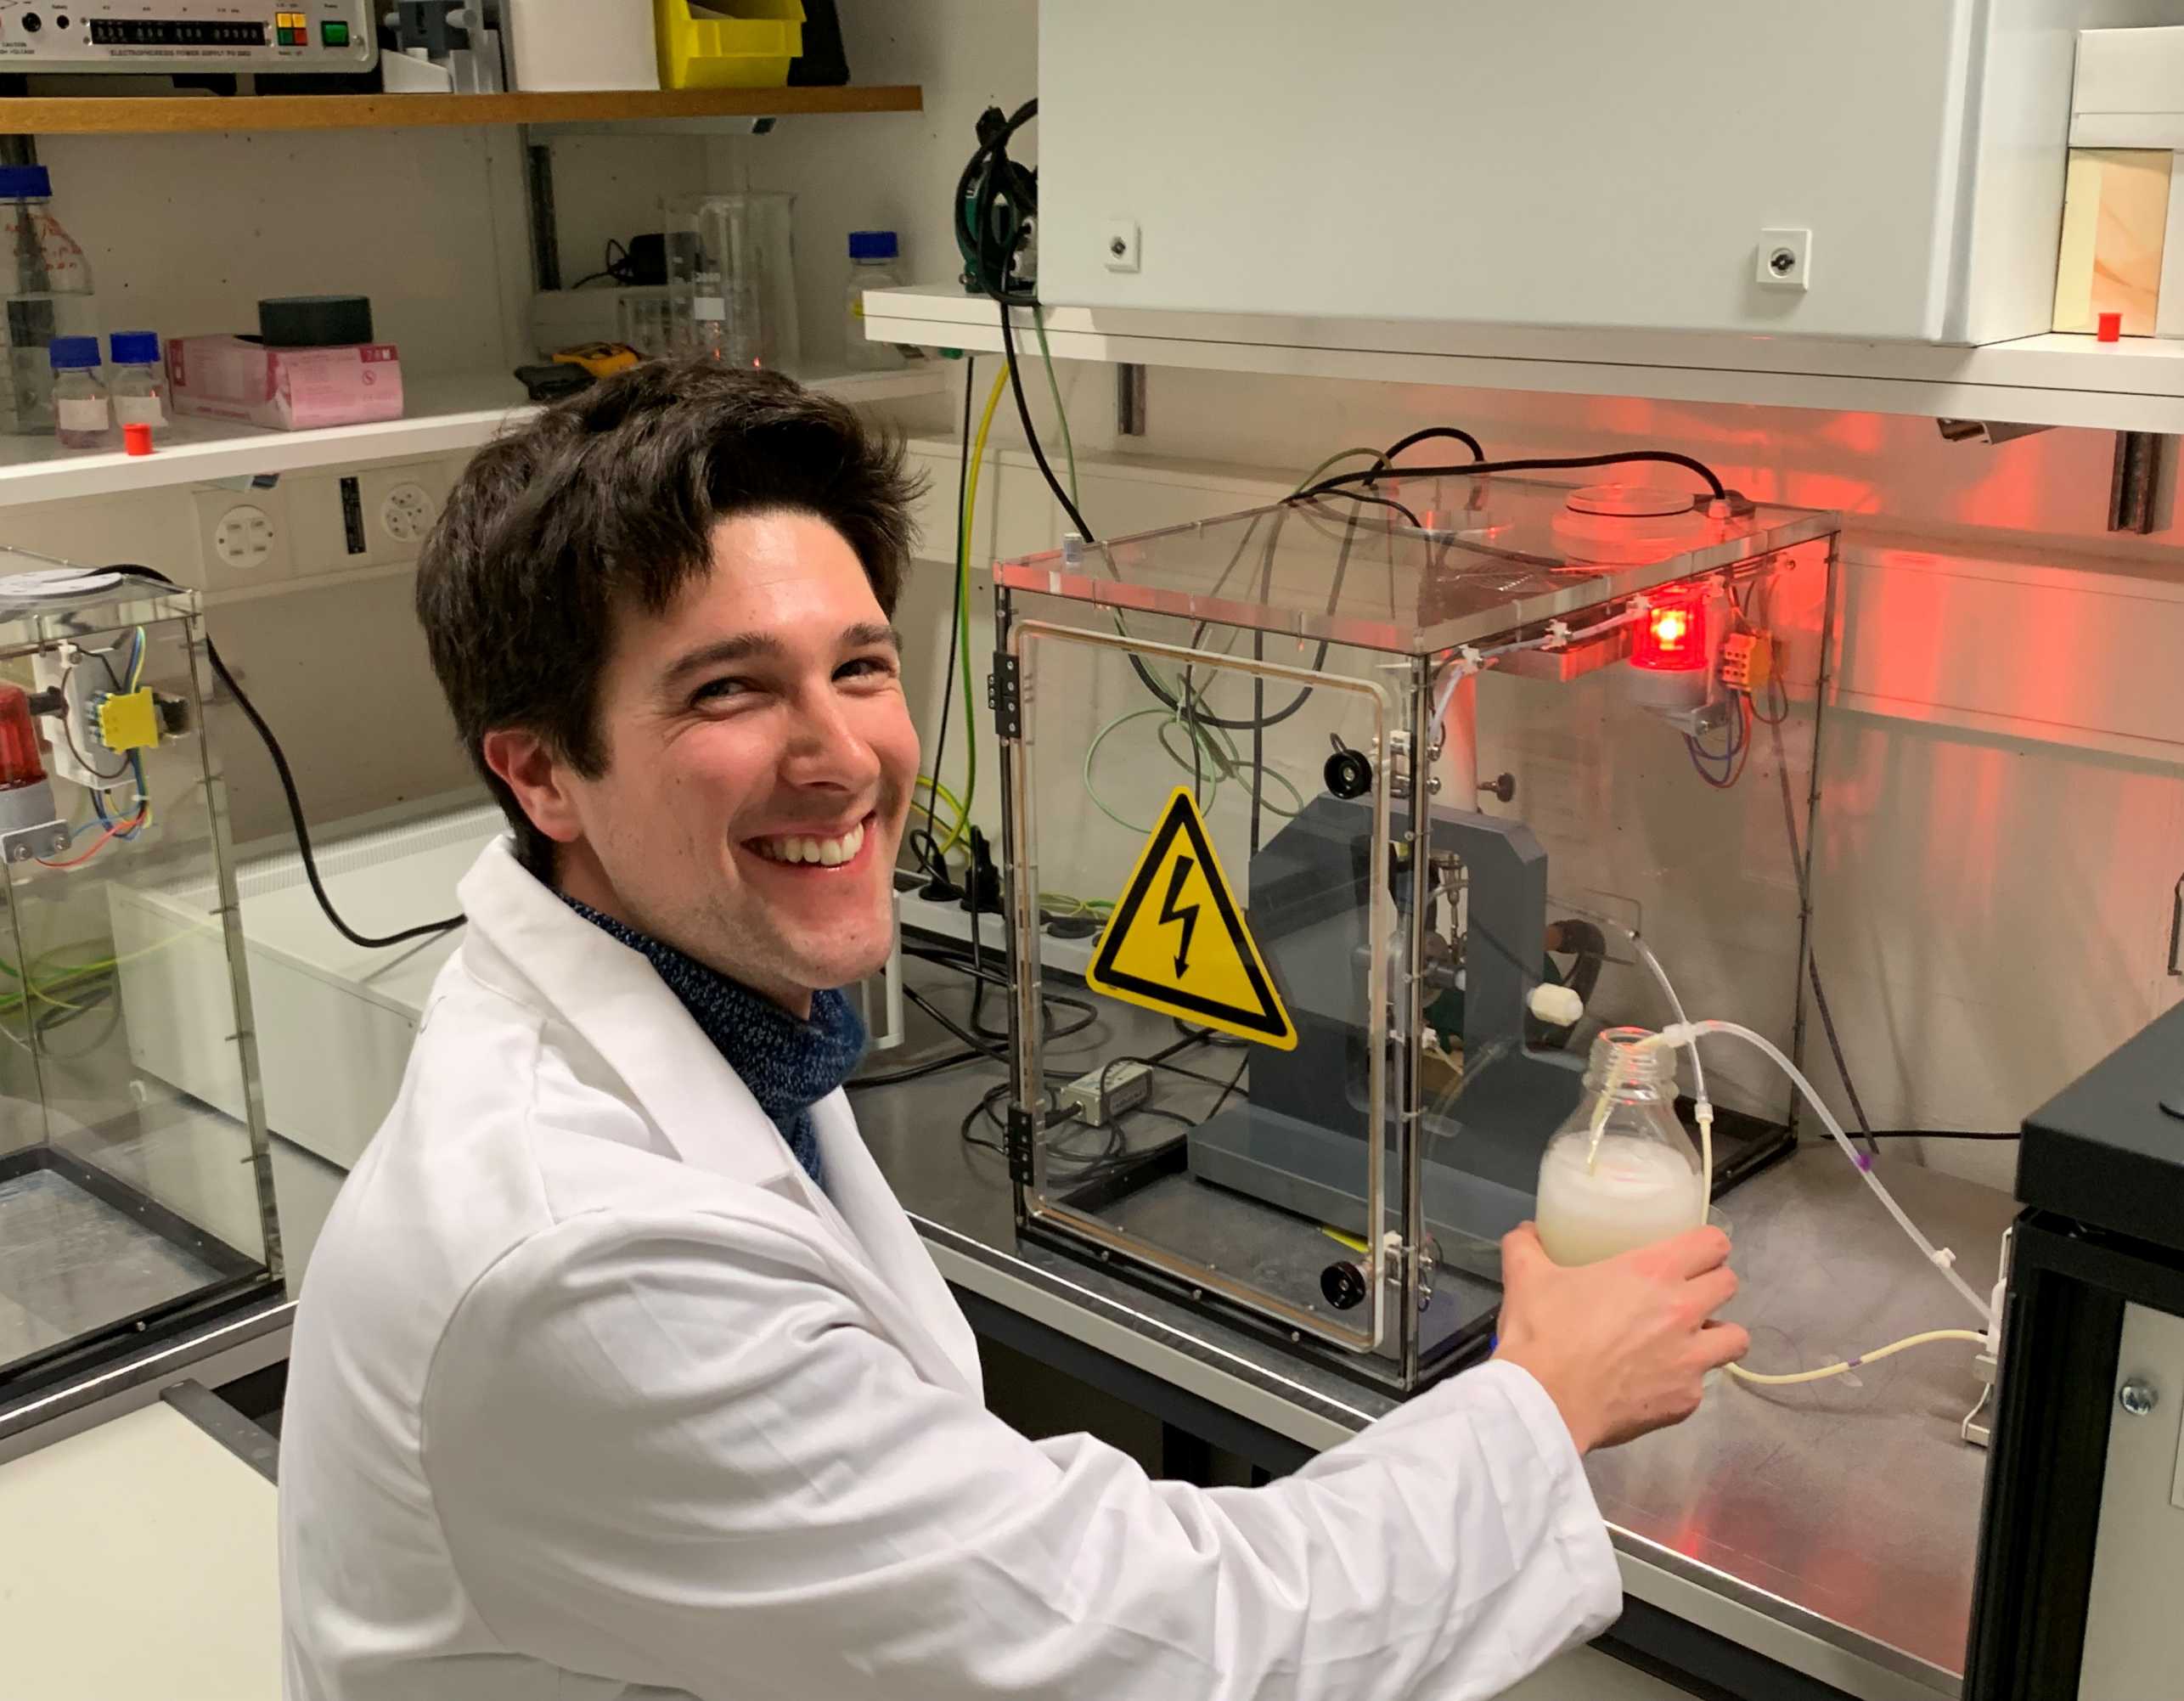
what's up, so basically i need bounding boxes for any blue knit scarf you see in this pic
[564,898,865,1188]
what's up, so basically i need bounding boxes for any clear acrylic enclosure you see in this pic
[997,476,1842,1391]
[0,557,279,1409]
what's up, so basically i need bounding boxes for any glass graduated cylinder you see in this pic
[1535,1028,1703,1265]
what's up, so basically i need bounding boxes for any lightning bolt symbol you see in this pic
[1159,856,1200,979]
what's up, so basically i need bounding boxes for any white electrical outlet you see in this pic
[288,457,455,577]
[380,482,434,545]
[215,506,276,570]
[1102,217,1141,273]
[194,485,295,589]
[1757,228,1812,291]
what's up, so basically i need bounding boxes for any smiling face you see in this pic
[485,510,918,1015]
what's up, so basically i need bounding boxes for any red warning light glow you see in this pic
[0,684,47,791]
[1632,588,1708,671]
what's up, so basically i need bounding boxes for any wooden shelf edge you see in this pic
[0,83,922,134]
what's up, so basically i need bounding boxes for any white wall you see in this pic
[42,127,526,374]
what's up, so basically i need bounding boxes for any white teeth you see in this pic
[756,822,866,866]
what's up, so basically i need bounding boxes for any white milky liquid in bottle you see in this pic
[1534,1027,1704,1265]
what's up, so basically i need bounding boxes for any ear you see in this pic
[481,728,586,850]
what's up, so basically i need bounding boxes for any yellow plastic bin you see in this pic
[656,0,804,90]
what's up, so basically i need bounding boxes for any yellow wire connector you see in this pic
[1719,630,1775,694]
[96,688,160,753]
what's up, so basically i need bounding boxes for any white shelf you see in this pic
[0,363,953,510]
[863,284,2184,435]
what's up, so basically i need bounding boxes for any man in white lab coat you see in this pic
[279,360,1749,1701]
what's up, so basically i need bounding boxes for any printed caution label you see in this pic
[1085,787,1297,1050]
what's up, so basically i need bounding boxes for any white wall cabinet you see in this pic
[1039,0,2184,345]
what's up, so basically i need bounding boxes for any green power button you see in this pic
[321,19,349,44]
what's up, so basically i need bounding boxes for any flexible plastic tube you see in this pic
[1724,1328,1985,1387]
[1649,1019,1993,1325]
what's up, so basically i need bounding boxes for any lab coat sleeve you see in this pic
[421,1206,1621,1701]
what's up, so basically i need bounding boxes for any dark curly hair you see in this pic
[416,358,922,876]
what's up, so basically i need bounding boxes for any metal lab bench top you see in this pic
[854,957,2013,1701]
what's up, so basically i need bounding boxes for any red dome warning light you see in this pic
[1632,587,1708,672]
[0,683,47,791]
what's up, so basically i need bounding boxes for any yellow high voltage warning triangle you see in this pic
[1086,787,1297,1050]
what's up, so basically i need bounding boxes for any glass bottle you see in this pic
[665,191,799,370]
[49,335,110,450]
[1534,1026,1703,1265]
[0,163,96,436]
[843,230,905,369]
[108,330,166,437]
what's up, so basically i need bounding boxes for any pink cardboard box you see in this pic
[166,336,403,431]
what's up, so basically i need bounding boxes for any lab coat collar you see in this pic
[452,837,982,1394]
[455,836,802,1193]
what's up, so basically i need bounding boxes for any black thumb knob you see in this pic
[1480,772,1517,804]
[1324,748,1373,800]
[1320,1260,1368,1311]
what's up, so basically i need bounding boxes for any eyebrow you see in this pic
[659,622,902,691]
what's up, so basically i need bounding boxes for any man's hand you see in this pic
[1492,1222,1748,1454]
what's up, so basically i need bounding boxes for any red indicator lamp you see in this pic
[1632,587,1708,672]
[0,683,47,791]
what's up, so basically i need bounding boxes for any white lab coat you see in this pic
[279,836,1621,1701]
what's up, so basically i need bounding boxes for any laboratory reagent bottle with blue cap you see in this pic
[50,336,111,450]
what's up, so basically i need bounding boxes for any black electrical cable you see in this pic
[916,356,978,887]
[1298,448,1729,504]
[997,301,1096,541]
[1297,487,1427,532]
[847,1048,987,1090]
[954,99,1039,301]
[1861,1129,2020,1141]
[968,113,1359,750]
[1764,709,1878,1155]
[111,565,464,950]
[1369,425,1486,472]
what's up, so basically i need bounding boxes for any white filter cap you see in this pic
[1528,983,1585,1028]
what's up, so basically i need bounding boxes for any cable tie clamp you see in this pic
[1932,1247,1957,1271]
[1544,619,1572,649]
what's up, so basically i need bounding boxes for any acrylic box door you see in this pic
[1005,605,1417,1361]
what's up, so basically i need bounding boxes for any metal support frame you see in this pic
[993,584,1036,1236]
[525,139,561,292]
[1397,655,1433,1387]
[1963,1213,2160,1698]
[1784,538,1840,1130]
[2108,430,2169,535]
[1117,362,1147,436]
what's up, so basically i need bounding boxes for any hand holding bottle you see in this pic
[1493,1221,1748,1453]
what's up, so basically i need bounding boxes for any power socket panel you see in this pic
[193,484,295,590]
[290,457,457,577]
